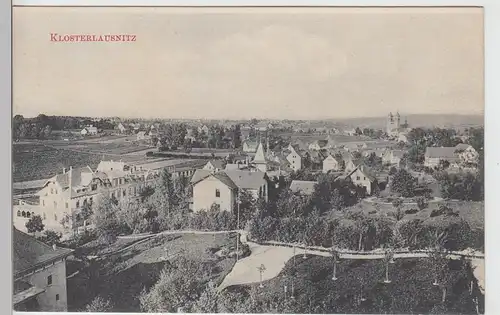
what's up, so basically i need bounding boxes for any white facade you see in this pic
[17,259,69,312]
[192,176,235,212]
[322,155,340,173]
[286,148,302,171]
[349,168,374,195]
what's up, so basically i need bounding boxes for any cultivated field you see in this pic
[67,233,238,312]
[12,142,152,182]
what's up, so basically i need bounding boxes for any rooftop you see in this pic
[191,169,267,190]
[13,228,73,278]
[425,147,460,159]
[290,180,317,196]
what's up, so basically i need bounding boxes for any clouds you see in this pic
[13,7,483,119]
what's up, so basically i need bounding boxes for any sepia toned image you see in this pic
[12,6,484,314]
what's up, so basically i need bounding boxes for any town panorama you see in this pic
[12,113,484,313]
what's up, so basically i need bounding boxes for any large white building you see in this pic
[13,159,205,235]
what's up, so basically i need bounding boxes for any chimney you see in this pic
[52,244,57,251]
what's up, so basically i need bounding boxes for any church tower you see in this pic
[386,111,401,137]
[253,142,268,173]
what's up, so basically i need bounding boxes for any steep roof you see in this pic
[13,228,72,278]
[192,169,267,190]
[347,164,377,182]
[207,160,225,170]
[225,170,268,190]
[42,166,95,192]
[211,172,238,189]
[253,142,267,164]
[290,180,317,196]
[190,169,212,184]
[455,143,473,151]
[425,147,459,159]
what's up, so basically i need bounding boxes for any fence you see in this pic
[247,237,484,260]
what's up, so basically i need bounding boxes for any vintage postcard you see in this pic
[12,6,484,314]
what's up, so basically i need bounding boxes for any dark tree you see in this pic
[390,169,417,197]
[25,215,45,235]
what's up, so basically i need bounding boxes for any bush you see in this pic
[37,230,62,245]
[429,209,443,218]
[405,208,419,215]
[205,247,220,255]
[416,196,429,210]
[64,230,97,249]
[85,296,113,312]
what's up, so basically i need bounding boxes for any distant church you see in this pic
[386,112,410,141]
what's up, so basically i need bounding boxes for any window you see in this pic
[91,184,97,191]
[17,210,21,217]
[47,275,52,285]
[123,189,126,197]
[54,201,57,208]
[65,202,68,209]
[42,200,45,206]
[43,213,46,220]
[356,176,360,180]
[215,189,220,198]
[83,199,88,206]
[363,176,366,180]
[89,197,93,204]
[26,212,31,218]
[56,294,60,301]
[50,188,54,194]
[22,211,26,218]
[54,214,58,221]
[76,201,80,208]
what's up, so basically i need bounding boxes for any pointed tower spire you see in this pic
[253,142,266,164]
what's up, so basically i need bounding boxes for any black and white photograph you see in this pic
[11,6,485,314]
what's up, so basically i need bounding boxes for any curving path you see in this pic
[218,232,484,293]
[114,229,484,294]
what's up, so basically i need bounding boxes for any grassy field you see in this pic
[341,199,485,230]
[12,143,150,182]
[55,141,153,155]
[229,255,483,314]
[67,233,238,312]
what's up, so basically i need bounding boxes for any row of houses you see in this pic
[14,159,206,235]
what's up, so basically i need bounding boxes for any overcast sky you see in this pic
[13,7,483,120]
